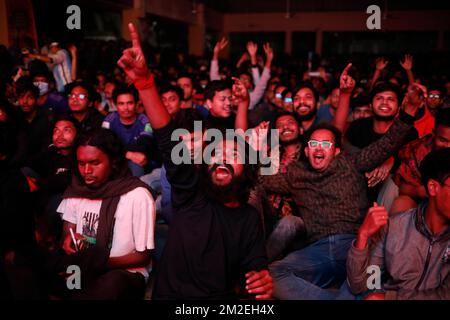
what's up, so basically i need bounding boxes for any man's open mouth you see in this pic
[281,130,293,136]
[313,153,325,165]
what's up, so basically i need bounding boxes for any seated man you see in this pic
[426,84,445,116]
[204,80,249,133]
[262,112,305,262]
[32,72,69,115]
[347,148,450,300]
[117,23,272,300]
[102,85,154,176]
[54,129,156,299]
[392,108,450,214]
[67,82,104,133]
[15,80,52,163]
[26,115,79,248]
[260,66,422,299]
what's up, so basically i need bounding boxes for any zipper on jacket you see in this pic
[415,240,434,289]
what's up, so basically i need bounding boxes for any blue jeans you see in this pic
[269,234,356,300]
[266,215,305,262]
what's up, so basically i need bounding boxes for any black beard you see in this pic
[200,163,249,205]
[373,113,396,122]
[296,106,317,121]
[280,136,301,146]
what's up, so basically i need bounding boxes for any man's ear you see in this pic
[427,179,438,197]
[180,101,186,109]
[205,99,212,110]
[334,147,341,156]
[304,147,310,158]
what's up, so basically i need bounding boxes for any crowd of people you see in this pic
[0,22,449,300]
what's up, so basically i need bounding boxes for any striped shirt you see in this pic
[48,49,72,92]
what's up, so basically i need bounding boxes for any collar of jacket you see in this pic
[415,201,450,243]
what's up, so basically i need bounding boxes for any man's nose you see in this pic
[84,164,93,175]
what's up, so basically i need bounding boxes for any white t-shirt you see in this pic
[57,187,156,278]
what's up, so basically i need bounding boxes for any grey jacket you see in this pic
[347,202,450,300]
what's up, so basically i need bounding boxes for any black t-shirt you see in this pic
[205,113,236,134]
[345,116,419,202]
[22,109,52,161]
[27,146,74,194]
[153,121,268,299]
[346,117,418,149]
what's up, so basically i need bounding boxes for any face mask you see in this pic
[33,81,49,96]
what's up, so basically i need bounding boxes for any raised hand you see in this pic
[67,44,78,56]
[117,23,150,82]
[340,63,355,94]
[263,43,274,67]
[213,37,228,60]
[250,121,270,151]
[375,57,389,71]
[400,54,413,71]
[358,203,389,241]
[232,77,249,103]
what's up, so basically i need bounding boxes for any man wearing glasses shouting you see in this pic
[260,64,424,299]
[67,82,104,133]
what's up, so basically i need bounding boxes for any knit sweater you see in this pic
[261,110,415,244]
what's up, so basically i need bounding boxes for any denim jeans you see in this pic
[266,215,305,263]
[269,233,356,300]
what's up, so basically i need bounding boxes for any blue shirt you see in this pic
[102,112,152,147]
[316,104,335,124]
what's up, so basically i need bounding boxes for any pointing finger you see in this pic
[128,23,141,48]
[342,63,352,75]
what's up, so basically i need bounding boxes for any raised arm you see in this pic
[68,44,78,81]
[351,85,424,173]
[347,203,388,294]
[236,52,250,69]
[333,63,355,133]
[400,54,415,85]
[232,77,250,132]
[28,53,53,64]
[259,169,291,195]
[210,37,228,81]
[370,57,388,90]
[118,23,198,204]
[249,43,272,110]
[247,42,261,84]
[117,23,170,130]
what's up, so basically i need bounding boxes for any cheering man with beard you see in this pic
[117,23,272,300]
[345,82,419,204]
[293,82,321,132]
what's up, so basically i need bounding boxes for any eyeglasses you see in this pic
[428,94,441,99]
[68,93,87,100]
[307,140,333,149]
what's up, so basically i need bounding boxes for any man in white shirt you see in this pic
[29,42,73,92]
[56,128,155,299]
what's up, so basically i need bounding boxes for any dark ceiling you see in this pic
[201,0,450,13]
